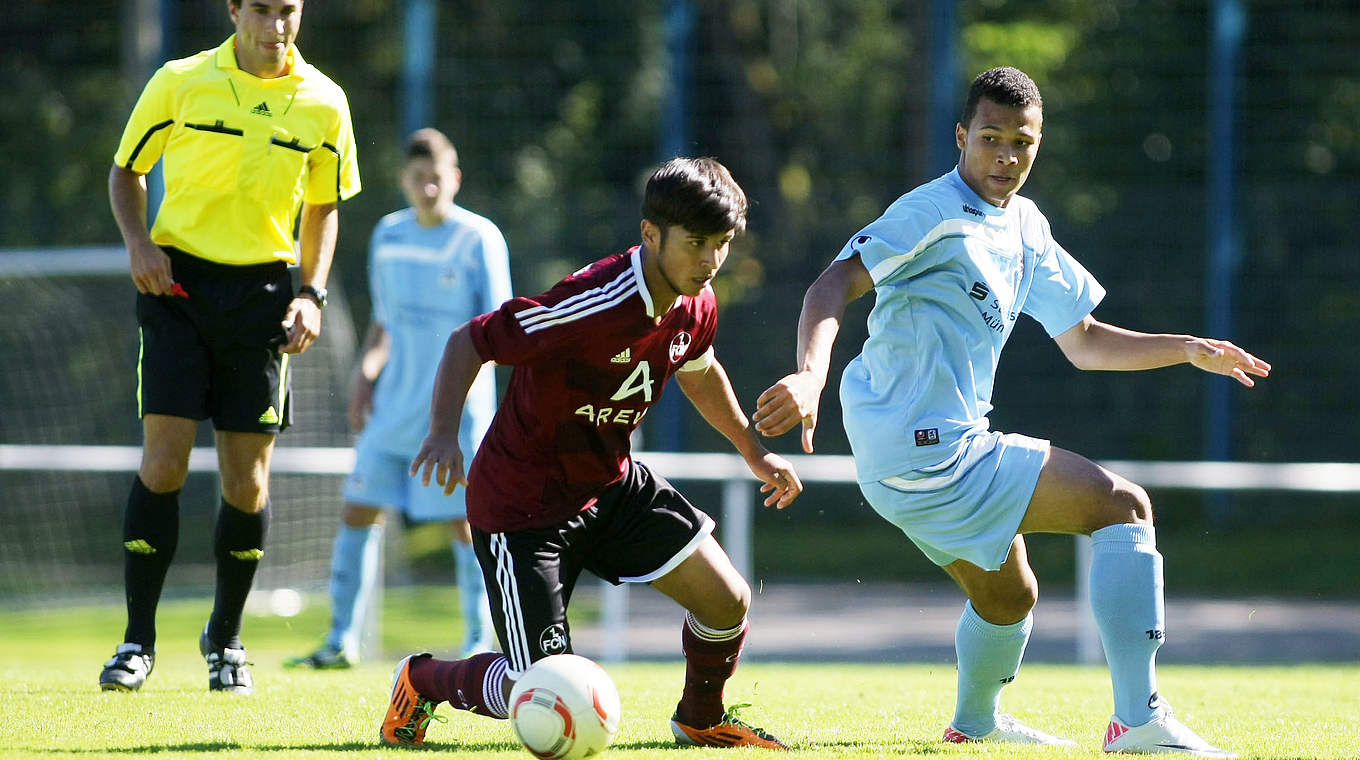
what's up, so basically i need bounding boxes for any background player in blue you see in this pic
[755,67,1270,756]
[288,129,510,669]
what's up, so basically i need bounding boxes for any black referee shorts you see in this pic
[136,246,293,433]
[471,459,716,675]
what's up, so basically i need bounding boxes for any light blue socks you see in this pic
[453,539,494,654]
[1089,523,1164,727]
[327,523,382,655]
[952,600,1033,736]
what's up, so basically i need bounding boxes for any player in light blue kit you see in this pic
[755,68,1269,756]
[289,128,512,668]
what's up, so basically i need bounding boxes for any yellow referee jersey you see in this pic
[114,35,361,266]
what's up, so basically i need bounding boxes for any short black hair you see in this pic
[405,127,458,167]
[960,66,1043,127]
[642,157,748,236]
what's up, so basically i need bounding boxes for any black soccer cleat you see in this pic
[199,624,254,695]
[99,643,155,692]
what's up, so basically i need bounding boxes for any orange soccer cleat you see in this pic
[670,703,790,750]
[380,653,446,747]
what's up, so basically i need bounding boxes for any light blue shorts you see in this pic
[857,430,1050,571]
[341,434,469,522]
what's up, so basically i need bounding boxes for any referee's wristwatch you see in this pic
[298,285,328,309]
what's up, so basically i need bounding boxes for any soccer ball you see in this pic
[509,654,621,760]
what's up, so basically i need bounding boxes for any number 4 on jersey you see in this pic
[609,360,654,403]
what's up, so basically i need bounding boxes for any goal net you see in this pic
[0,246,378,607]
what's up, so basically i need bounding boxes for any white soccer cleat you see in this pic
[1104,709,1237,757]
[942,713,1077,746]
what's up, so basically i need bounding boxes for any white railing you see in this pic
[6,445,1358,662]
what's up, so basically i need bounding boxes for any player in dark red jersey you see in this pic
[379,157,802,750]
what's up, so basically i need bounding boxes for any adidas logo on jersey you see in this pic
[610,348,632,364]
[251,101,272,117]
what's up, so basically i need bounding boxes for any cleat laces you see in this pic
[393,699,447,743]
[716,703,781,743]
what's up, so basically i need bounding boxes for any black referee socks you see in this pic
[121,476,181,649]
[208,499,271,650]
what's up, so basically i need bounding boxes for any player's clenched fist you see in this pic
[753,371,823,453]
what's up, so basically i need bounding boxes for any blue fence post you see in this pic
[928,0,959,176]
[401,0,437,139]
[1205,0,1246,521]
[652,0,696,452]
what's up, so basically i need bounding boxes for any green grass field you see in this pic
[3,592,1356,759]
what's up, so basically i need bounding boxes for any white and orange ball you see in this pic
[508,654,622,760]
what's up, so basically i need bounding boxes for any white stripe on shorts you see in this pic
[490,533,532,674]
[617,513,715,583]
[880,447,967,492]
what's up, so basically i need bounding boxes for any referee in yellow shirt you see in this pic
[100,0,360,695]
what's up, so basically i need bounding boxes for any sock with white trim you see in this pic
[411,652,508,718]
[676,613,747,728]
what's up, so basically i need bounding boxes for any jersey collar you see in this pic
[216,34,307,81]
[947,167,1010,217]
[629,245,664,319]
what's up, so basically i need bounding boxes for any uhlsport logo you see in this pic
[668,332,691,363]
[539,624,568,655]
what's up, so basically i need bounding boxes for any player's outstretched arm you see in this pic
[677,359,803,509]
[1054,315,1272,387]
[410,322,488,495]
[754,255,874,452]
[1184,335,1272,386]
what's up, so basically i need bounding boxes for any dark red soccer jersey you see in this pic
[465,247,718,532]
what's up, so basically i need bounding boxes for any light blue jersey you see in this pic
[836,168,1104,483]
[362,205,512,459]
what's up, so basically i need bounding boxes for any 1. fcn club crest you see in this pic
[668,332,691,363]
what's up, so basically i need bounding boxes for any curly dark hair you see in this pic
[960,67,1043,127]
